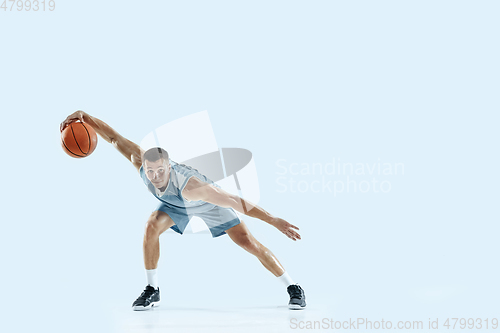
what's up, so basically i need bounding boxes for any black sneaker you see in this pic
[287,284,306,310]
[132,285,160,311]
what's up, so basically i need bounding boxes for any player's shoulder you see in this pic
[171,160,193,172]
[181,176,214,202]
[183,176,205,191]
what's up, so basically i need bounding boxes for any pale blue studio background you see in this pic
[0,1,499,332]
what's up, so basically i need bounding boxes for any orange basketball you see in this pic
[61,122,98,158]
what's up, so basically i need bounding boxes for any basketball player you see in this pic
[60,110,306,310]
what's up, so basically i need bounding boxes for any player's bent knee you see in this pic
[237,235,260,255]
[144,211,174,238]
[145,220,160,234]
[149,211,165,223]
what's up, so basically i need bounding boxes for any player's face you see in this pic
[144,158,171,189]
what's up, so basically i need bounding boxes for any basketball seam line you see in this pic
[70,123,87,155]
[81,122,92,153]
[62,139,85,157]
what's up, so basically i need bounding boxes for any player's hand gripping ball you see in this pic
[60,115,98,158]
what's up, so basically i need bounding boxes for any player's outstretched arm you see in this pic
[60,110,142,171]
[182,177,301,241]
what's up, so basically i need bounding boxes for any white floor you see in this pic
[112,304,330,333]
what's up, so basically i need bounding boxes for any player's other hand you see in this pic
[60,110,87,132]
[271,217,301,241]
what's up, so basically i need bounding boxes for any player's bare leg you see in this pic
[143,210,175,270]
[225,221,306,309]
[132,210,175,311]
[225,221,285,276]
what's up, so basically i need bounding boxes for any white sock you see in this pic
[146,269,158,289]
[277,271,295,287]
